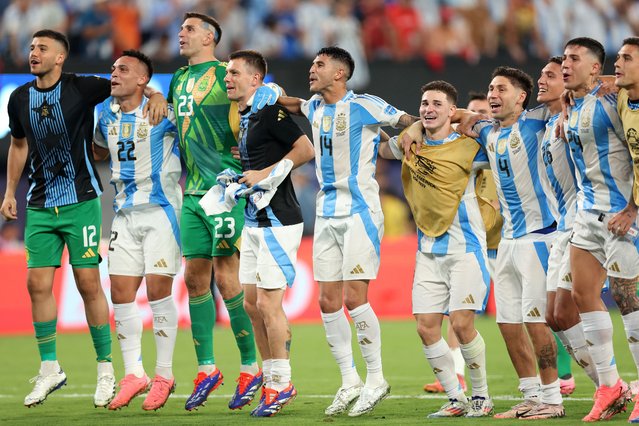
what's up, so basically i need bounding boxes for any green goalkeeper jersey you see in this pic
[169,60,241,195]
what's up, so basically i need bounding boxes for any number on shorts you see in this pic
[214,217,236,239]
[83,225,97,247]
[108,231,118,251]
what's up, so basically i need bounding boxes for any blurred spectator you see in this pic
[71,0,112,59]
[324,0,370,89]
[205,0,247,60]
[1,0,37,66]
[360,0,392,59]
[533,0,569,56]
[247,13,285,57]
[384,0,422,61]
[0,222,22,251]
[503,0,545,63]
[424,6,477,71]
[566,0,607,47]
[110,0,141,55]
[606,0,639,53]
[33,0,67,34]
[297,0,330,58]
[270,0,302,59]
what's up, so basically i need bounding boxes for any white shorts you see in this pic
[108,204,182,276]
[313,210,384,282]
[487,248,498,279]
[412,250,490,314]
[239,223,303,290]
[495,233,554,324]
[571,209,639,279]
[547,230,572,292]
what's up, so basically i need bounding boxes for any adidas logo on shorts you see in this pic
[350,264,365,275]
[462,294,475,304]
[154,258,168,268]
[609,262,621,273]
[526,307,542,318]
[82,248,97,258]
[217,240,231,249]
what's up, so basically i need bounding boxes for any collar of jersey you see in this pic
[423,131,460,146]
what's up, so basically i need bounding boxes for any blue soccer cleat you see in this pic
[228,369,263,410]
[184,369,223,411]
[250,383,297,417]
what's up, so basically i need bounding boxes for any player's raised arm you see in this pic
[1,136,28,221]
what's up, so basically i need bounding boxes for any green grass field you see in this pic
[1,313,636,425]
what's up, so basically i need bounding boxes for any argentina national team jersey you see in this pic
[474,106,555,239]
[94,97,182,213]
[301,91,405,217]
[412,133,490,255]
[565,86,633,213]
[540,114,579,232]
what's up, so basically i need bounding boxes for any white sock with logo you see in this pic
[149,295,178,379]
[321,309,360,388]
[349,303,385,388]
[113,302,145,378]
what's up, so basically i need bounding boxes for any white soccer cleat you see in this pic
[325,381,363,416]
[348,381,390,417]
[465,396,494,417]
[24,369,67,407]
[94,372,116,408]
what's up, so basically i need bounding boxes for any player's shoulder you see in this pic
[9,79,34,98]
[172,65,189,79]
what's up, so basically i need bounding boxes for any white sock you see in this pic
[459,332,488,397]
[519,377,541,401]
[349,303,385,388]
[41,360,61,375]
[622,311,639,379]
[198,364,216,374]
[563,322,599,386]
[263,359,273,388]
[581,311,619,387]
[451,346,465,377]
[271,359,291,391]
[149,295,178,379]
[423,339,467,402]
[240,362,260,375]
[113,302,145,378]
[321,309,360,388]
[540,379,563,405]
[97,361,114,377]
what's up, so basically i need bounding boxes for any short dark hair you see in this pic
[421,80,458,104]
[184,12,222,44]
[548,56,562,66]
[467,91,487,102]
[32,29,69,53]
[229,50,267,79]
[316,46,355,80]
[121,49,153,79]
[622,37,639,50]
[492,66,534,109]
[565,37,605,66]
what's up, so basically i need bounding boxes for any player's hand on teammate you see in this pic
[607,203,638,237]
[457,112,483,139]
[399,121,424,160]
[251,83,283,114]
[239,169,270,187]
[231,146,241,160]
[0,197,18,221]
[144,93,168,125]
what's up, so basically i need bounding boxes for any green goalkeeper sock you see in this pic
[224,291,257,365]
[34,319,57,361]
[89,324,112,362]
[554,331,572,378]
[189,292,216,365]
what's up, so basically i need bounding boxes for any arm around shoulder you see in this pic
[277,95,305,115]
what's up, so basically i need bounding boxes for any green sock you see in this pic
[224,291,257,365]
[89,324,112,362]
[189,292,216,365]
[34,319,57,361]
[554,332,572,378]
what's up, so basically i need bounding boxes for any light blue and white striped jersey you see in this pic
[565,87,632,213]
[474,106,556,239]
[399,132,490,255]
[94,97,182,213]
[540,114,579,232]
[301,91,405,217]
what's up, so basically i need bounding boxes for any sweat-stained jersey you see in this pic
[565,86,632,213]
[7,73,110,207]
[540,113,578,232]
[169,60,240,195]
[617,88,639,205]
[474,106,555,239]
[94,97,182,215]
[300,91,405,217]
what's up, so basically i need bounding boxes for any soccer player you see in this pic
[379,80,494,418]
[615,36,639,421]
[223,50,314,417]
[469,67,564,419]
[537,56,596,397]
[423,91,491,396]
[1,29,114,408]
[170,12,261,411]
[277,46,417,416]
[92,50,181,411]
[562,36,639,421]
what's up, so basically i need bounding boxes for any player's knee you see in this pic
[318,293,342,313]
[343,296,365,312]
[415,321,439,345]
[545,311,559,331]
[26,278,52,301]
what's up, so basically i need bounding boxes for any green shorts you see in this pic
[25,198,102,268]
[181,194,244,259]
